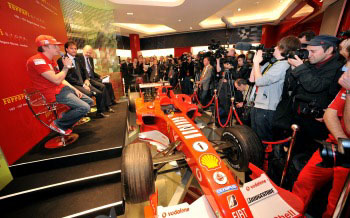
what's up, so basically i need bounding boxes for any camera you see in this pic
[287,49,309,59]
[318,138,350,168]
[295,95,325,118]
[235,42,275,63]
[208,39,228,59]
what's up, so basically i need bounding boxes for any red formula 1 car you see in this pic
[122,83,304,217]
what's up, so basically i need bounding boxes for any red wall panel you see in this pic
[0,0,68,165]
[129,34,140,60]
[174,46,191,57]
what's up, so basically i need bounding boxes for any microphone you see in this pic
[60,51,73,69]
[221,16,234,28]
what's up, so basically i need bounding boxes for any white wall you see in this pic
[140,48,174,57]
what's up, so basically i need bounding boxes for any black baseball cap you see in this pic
[305,34,340,47]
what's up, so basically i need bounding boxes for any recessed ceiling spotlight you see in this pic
[178,19,182,22]
[75,10,82,14]
[238,8,241,12]
[255,2,259,5]
[279,0,283,2]
[190,26,193,30]
[126,12,134,15]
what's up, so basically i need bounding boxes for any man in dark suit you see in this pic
[77,45,117,106]
[57,41,111,118]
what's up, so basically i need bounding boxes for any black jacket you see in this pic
[57,55,89,86]
[288,53,344,112]
[75,54,101,80]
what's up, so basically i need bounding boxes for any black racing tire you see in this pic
[121,142,155,203]
[128,92,140,112]
[221,125,263,172]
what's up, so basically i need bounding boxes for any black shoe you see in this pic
[96,112,109,118]
[106,108,115,113]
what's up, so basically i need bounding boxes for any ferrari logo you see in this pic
[200,154,220,170]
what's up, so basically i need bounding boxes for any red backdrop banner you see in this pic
[0,0,68,165]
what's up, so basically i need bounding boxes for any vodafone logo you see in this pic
[161,207,190,217]
[245,179,266,191]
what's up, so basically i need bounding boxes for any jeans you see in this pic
[55,86,93,130]
[250,107,274,142]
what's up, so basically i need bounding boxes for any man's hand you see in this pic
[83,83,90,92]
[75,89,83,98]
[62,57,73,69]
[253,50,263,65]
[288,55,303,68]
[339,69,350,90]
[236,102,244,108]
[84,79,91,87]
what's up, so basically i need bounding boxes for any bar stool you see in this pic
[24,89,79,149]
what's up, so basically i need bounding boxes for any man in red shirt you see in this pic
[27,35,93,135]
[292,38,350,217]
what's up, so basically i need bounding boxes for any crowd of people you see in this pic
[27,31,350,216]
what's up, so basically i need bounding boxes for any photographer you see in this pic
[234,54,251,80]
[234,78,254,125]
[292,53,350,216]
[249,36,301,141]
[286,35,344,154]
[181,54,195,94]
[217,59,235,125]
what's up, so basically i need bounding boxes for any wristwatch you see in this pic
[346,90,350,95]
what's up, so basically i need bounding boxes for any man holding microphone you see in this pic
[26,35,93,135]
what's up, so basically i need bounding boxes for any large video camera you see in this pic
[318,138,350,168]
[208,39,228,59]
[235,42,274,62]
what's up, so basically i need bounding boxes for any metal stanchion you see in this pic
[229,97,235,127]
[207,89,217,130]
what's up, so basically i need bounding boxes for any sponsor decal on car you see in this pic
[246,188,275,205]
[200,153,221,170]
[232,208,248,218]
[171,117,202,139]
[196,168,202,182]
[274,209,298,218]
[213,171,227,185]
[227,194,238,209]
[192,141,208,152]
[245,179,266,191]
[216,184,238,195]
[161,207,190,217]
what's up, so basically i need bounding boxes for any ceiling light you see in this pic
[190,27,193,30]
[75,10,82,14]
[126,12,134,16]
[256,1,259,4]
[178,19,182,22]
[238,8,241,12]
[111,23,176,35]
[279,0,283,2]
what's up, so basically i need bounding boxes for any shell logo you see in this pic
[200,154,221,170]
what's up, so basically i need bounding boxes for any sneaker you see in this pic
[49,121,72,135]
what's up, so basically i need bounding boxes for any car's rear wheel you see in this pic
[128,92,140,112]
[121,142,155,203]
[221,125,263,172]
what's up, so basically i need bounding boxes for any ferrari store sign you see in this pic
[0,146,13,190]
